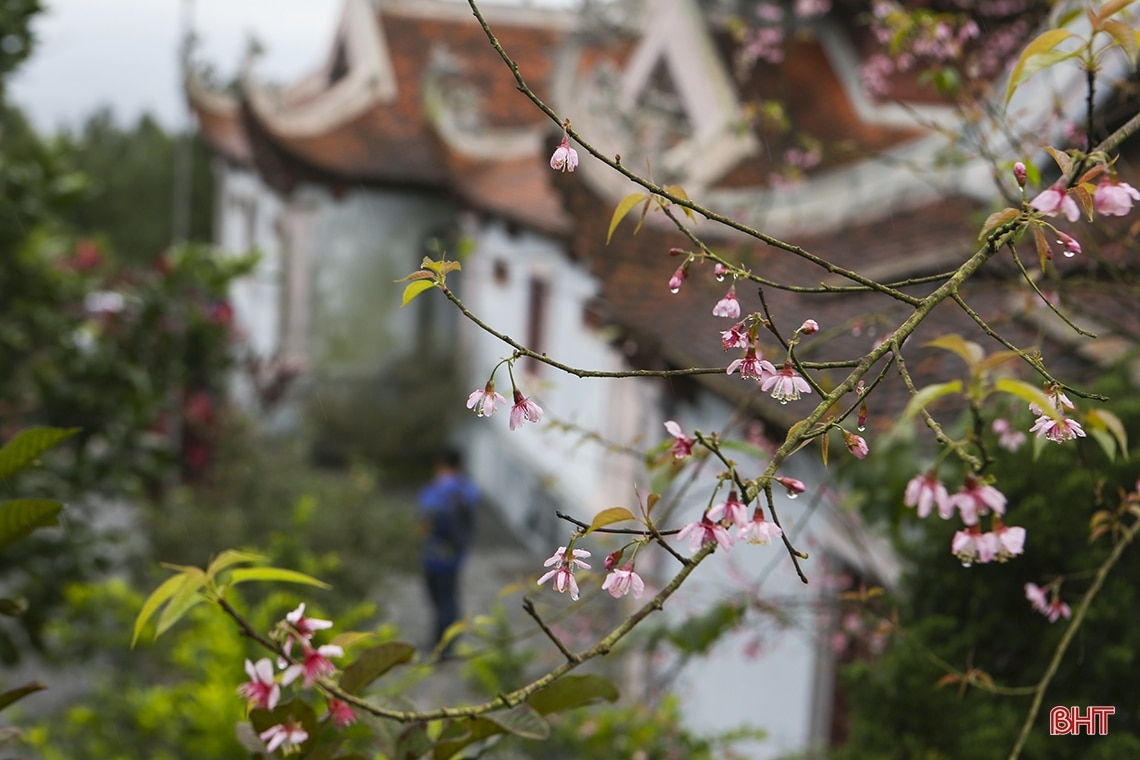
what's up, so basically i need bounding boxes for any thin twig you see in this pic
[522,597,578,663]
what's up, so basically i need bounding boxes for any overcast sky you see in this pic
[9,0,574,133]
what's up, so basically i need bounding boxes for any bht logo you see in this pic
[1049,706,1114,736]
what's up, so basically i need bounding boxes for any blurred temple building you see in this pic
[187,1,1140,756]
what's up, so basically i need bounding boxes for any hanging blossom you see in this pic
[466,382,508,418]
[1094,177,1140,216]
[327,699,357,729]
[721,321,750,350]
[601,565,645,599]
[952,523,1025,566]
[738,511,783,545]
[283,643,345,689]
[509,390,544,431]
[669,265,688,293]
[260,721,309,754]
[549,132,578,172]
[1029,185,1079,222]
[677,515,734,553]
[948,477,1006,526]
[1025,583,1072,623]
[712,285,741,319]
[761,364,811,403]
[1028,385,1084,443]
[991,418,1026,453]
[727,347,777,381]
[238,658,281,711]
[664,420,695,459]
[775,476,806,498]
[904,472,951,519]
[708,490,749,528]
[1055,230,1081,257]
[843,430,869,459]
[538,546,591,601]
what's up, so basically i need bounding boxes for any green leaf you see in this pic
[227,566,331,588]
[924,335,985,370]
[154,569,207,638]
[205,550,266,580]
[821,427,829,468]
[902,380,963,422]
[585,507,636,534]
[978,208,1020,241]
[338,642,416,695]
[133,572,188,647]
[607,193,649,244]
[525,674,620,715]
[401,279,436,307]
[393,269,435,283]
[481,704,549,740]
[1088,427,1117,462]
[0,427,79,483]
[0,499,64,551]
[1032,224,1052,269]
[0,682,46,713]
[992,378,1065,422]
[1086,409,1128,458]
[1005,29,1076,107]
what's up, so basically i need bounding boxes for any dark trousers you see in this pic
[424,565,460,648]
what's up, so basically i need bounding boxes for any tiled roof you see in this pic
[186,75,252,165]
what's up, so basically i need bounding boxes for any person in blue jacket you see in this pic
[417,448,479,652]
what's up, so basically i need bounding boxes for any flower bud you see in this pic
[799,318,819,335]
[604,548,624,571]
[1013,161,1027,188]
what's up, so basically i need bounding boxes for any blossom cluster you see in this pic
[466,381,544,432]
[677,489,784,551]
[1028,176,1140,260]
[904,472,1025,566]
[237,604,355,756]
[1025,582,1071,623]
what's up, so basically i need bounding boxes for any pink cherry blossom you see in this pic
[712,285,741,319]
[1024,582,1049,612]
[904,473,950,519]
[238,658,280,711]
[721,322,750,350]
[992,523,1026,561]
[1029,414,1086,443]
[843,430,869,459]
[549,134,578,172]
[1029,385,1074,416]
[677,516,734,553]
[738,512,783,545]
[1055,231,1081,257]
[1029,186,1079,222]
[509,390,544,431]
[1094,178,1140,216]
[991,418,1026,452]
[601,565,645,599]
[761,364,811,403]
[284,643,344,688]
[713,262,730,280]
[727,348,777,381]
[538,546,591,601]
[260,721,309,754]
[951,527,991,565]
[327,699,357,729]
[948,478,1006,526]
[707,490,749,528]
[775,476,806,498]
[668,265,687,293]
[285,603,333,640]
[466,383,508,417]
[664,420,695,459]
[799,319,819,334]
[1013,161,1027,188]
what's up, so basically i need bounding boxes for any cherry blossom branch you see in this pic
[1008,516,1140,760]
[522,596,577,663]
[893,349,983,471]
[948,291,1107,401]
[465,1,933,298]
[1006,243,1096,338]
[440,285,726,378]
[555,510,682,537]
